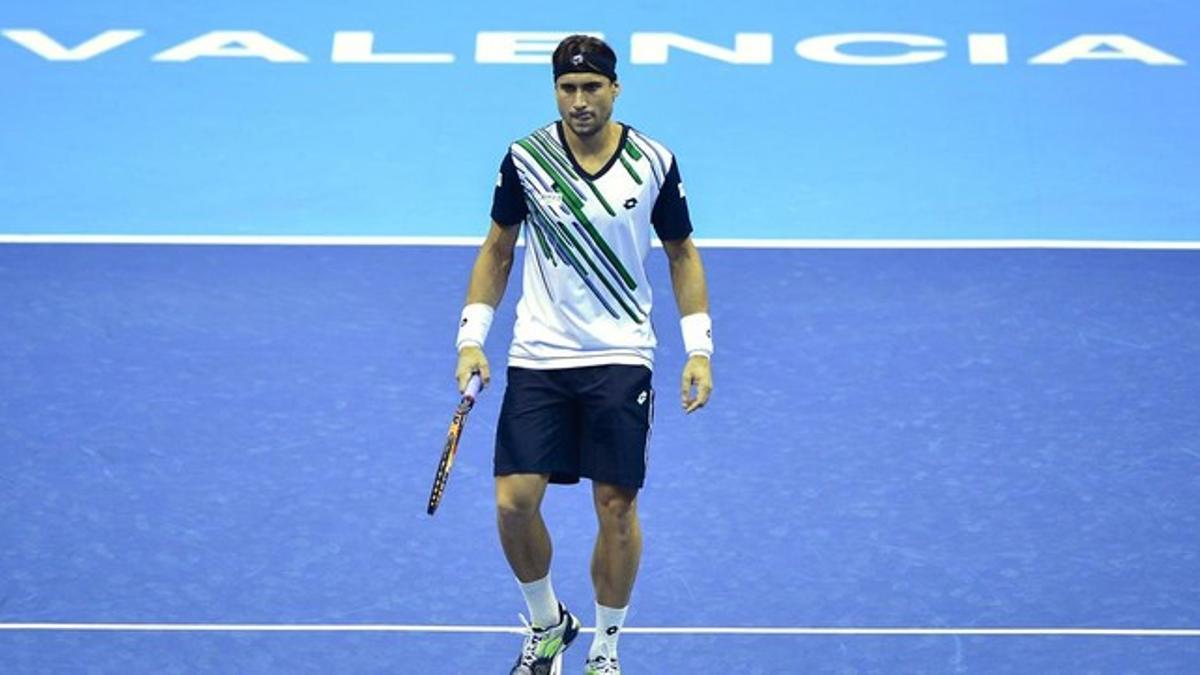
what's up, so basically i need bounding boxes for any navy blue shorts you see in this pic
[495,365,654,489]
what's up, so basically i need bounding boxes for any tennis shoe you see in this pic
[584,654,621,674]
[510,603,580,675]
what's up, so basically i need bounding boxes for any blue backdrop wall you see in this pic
[2,1,1197,239]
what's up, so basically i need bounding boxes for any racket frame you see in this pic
[426,374,483,515]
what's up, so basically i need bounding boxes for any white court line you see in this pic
[0,623,1198,637]
[1,234,1199,250]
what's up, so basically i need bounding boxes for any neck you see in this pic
[563,120,620,157]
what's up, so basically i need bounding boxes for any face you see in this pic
[555,72,620,138]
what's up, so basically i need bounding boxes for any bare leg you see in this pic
[496,473,553,582]
[591,481,642,607]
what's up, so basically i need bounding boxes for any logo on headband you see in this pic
[555,50,616,81]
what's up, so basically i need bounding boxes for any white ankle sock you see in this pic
[517,573,560,629]
[588,603,628,659]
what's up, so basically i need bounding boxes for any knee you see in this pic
[496,490,540,529]
[594,486,638,534]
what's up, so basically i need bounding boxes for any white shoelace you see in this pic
[517,614,545,665]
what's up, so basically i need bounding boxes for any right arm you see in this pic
[464,220,520,307]
[456,221,520,391]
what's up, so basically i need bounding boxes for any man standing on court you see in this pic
[454,35,713,675]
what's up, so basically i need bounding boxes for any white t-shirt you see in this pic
[491,120,693,371]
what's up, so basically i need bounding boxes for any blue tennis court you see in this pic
[3,0,1199,671]
[2,242,1198,672]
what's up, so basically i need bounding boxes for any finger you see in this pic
[684,377,712,413]
[680,374,691,406]
[479,361,491,387]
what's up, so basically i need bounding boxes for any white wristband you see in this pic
[680,312,713,358]
[456,303,495,350]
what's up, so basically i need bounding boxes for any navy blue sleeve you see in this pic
[490,151,527,228]
[651,158,693,241]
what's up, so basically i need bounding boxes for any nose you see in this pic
[572,90,588,109]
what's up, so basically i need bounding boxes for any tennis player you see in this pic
[454,35,713,675]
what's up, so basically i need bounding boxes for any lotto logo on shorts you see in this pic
[637,391,648,405]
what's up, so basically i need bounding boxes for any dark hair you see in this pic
[552,35,618,82]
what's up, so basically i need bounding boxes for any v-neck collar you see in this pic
[555,120,629,181]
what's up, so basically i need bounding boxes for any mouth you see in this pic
[572,113,593,123]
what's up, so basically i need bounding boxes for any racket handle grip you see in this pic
[465,373,483,399]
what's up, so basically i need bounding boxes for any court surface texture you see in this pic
[2,242,1198,673]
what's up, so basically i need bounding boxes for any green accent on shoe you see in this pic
[536,635,564,659]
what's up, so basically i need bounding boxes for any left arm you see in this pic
[663,236,713,413]
[663,236,708,316]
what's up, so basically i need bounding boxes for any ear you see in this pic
[612,80,621,98]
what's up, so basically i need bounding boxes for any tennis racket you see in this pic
[426,373,483,515]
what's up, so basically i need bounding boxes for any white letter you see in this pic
[331,31,453,63]
[152,31,308,63]
[1030,34,1184,66]
[968,34,1009,65]
[795,33,946,66]
[2,29,143,61]
[630,32,772,64]
[476,31,602,64]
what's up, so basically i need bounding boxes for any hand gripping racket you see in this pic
[427,374,483,515]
